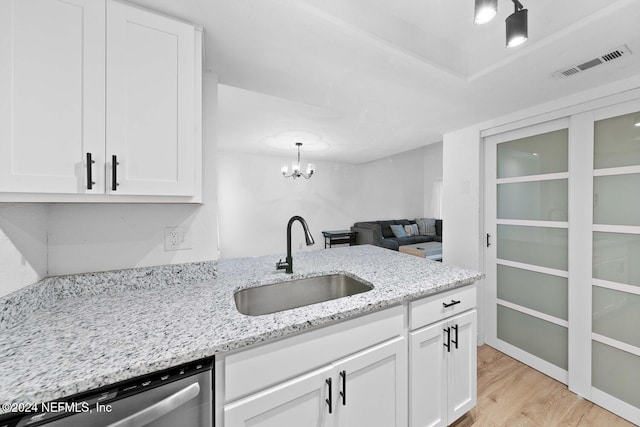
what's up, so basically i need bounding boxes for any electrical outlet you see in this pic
[164,227,190,251]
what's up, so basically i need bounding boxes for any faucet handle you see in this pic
[276,259,285,269]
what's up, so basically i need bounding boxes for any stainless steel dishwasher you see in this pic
[0,358,213,427]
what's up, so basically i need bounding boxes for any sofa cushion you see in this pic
[380,238,400,250]
[396,219,411,226]
[389,224,408,238]
[353,222,379,230]
[413,235,435,243]
[396,236,421,246]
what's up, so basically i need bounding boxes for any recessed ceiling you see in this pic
[128,0,640,164]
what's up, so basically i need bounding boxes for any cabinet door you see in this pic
[106,0,195,196]
[334,337,407,427]
[410,320,448,427]
[447,310,477,424]
[0,0,104,193]
[224,367,332,427]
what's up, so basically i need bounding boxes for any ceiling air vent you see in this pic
[554,45,631,78]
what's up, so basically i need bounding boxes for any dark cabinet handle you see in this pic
[443,327,451,352]
[339,370,346,406]
[451,324,459,350]
[443,299,461,308]
[111,155,119,191]
[86,153,95,190]
[487,233,491,247]
[326,378,332,414]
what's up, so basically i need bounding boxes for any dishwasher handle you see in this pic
[106,382,200,427]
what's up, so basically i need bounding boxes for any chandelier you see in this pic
[281,143,315,179]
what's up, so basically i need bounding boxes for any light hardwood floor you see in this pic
[451,345,636,427]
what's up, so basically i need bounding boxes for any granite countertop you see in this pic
[0,245,483,413]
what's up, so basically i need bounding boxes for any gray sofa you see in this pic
[351,219,442,251]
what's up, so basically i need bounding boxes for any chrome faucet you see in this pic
[276,216,315,274]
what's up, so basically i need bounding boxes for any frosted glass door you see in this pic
[486,125,569,383]
[484,102,640,425]
[591,110,640,413]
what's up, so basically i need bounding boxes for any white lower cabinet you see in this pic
[333,338,407,427]
[410,311,477,427]
[225,366,333,427]
[225,337,406,427]
[221,286,477,427]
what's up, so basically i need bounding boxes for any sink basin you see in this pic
[234,274,373,316]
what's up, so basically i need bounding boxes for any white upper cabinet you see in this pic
[106,1,195,196]
[0,0,105,194]
[0,0,201,201]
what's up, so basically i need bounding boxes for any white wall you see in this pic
[0,204,48,297]
[217,147,428,259]
[442,130,482,269]
[423,142,443,219]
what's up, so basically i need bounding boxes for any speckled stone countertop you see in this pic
[0,245,483,413]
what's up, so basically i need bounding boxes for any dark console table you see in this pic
[322,230,357,248]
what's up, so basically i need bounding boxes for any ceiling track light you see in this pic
[506,0,528,48]
[474,0,498,25]
[474,0,529,48]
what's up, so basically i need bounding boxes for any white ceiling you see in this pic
[129,0,640,163]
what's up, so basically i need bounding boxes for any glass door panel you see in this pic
[594,111,640,169]
[593,287,640,348]
[592,341,640,408]
[593,232,640,287]
[497,306,568,370]
[497,129,569,178]
[594,174,640,225]
[497,265,568,320]
[497,225,568,271]
[498,179,568,221]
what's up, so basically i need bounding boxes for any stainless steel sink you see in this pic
[234,274,373,316]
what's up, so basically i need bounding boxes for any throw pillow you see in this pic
[379,220,395,238]
[423,218,436,236]
[404,224,419,236]
[415,218,436,236]
[389,224,408,238]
